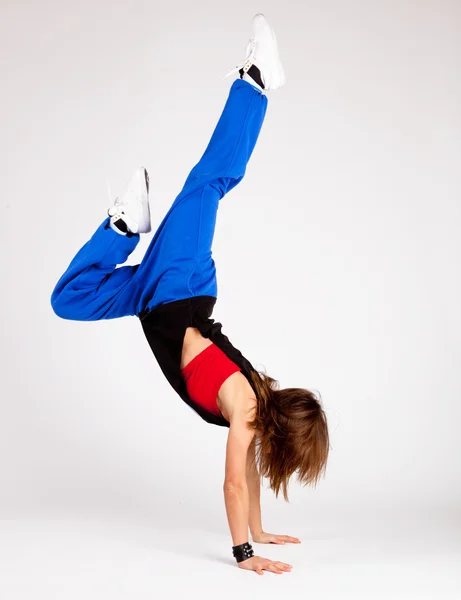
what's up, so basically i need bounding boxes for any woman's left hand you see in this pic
[252,531,301,544]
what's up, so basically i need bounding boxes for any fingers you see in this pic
[276,561,293,572]
[275,535,301,544]
[265,561,292,574]
[267,563,283,574]
[245,556,293,575]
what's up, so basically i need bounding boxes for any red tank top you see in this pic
[181,343,241,418]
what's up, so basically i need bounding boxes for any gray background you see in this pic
[1,0,460,598]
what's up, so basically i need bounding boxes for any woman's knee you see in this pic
[50,289,88,321]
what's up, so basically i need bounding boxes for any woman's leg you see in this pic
[133,79,268,317]
[51,219,141,321]
[51,167,151,321]
[51,81,266,321]
[52,13,283,322]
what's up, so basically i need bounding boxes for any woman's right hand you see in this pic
[237,555,293,575]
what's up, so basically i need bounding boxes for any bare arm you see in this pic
[223,416,255,546]
[223,405,293,574]
[246,438,263,540]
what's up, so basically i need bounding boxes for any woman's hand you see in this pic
[237,555,293,575]
[252,531,301,544]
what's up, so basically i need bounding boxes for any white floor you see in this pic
[0,511,459,600]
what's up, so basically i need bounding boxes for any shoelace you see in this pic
[223,39,257,80]
[107,179,123,209]
[107,179,127,219]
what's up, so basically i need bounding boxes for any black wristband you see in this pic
[232,541,254,563]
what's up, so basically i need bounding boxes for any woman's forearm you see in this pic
[223,482,250,546]
[247,474,262,538]
[246,442,263,538]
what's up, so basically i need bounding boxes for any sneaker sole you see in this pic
[138,166,152,234]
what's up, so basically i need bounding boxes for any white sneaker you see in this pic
[108,167,151,235]
[225,13,286,91]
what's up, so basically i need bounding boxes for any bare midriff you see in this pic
[180,327,213,370]
[182,327,245,422]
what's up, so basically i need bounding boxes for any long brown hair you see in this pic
[247,370,329,501]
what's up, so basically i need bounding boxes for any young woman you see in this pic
[51,14,329,575]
